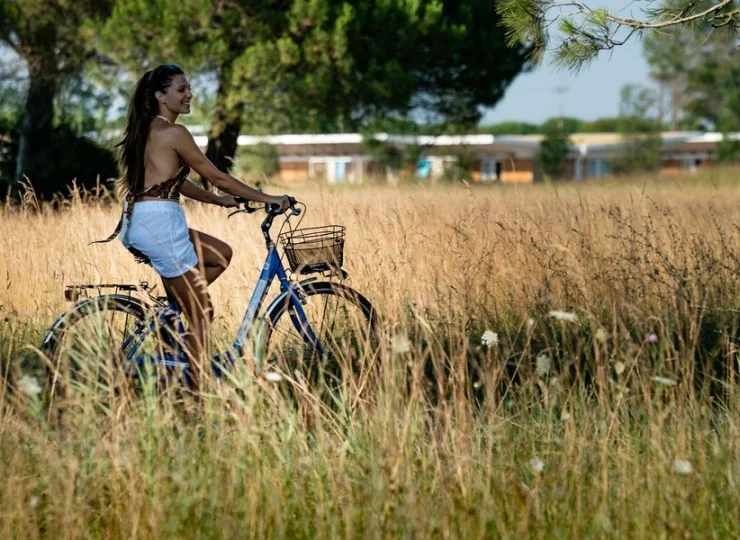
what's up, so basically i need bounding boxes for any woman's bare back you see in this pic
[143,120,183,187]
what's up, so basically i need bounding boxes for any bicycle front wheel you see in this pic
[258,281,379,393]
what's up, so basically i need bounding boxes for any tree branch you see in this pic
[600,0,734,29]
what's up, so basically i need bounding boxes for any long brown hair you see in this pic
[117,64,184,197]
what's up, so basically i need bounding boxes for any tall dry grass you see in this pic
[1,170,740,537]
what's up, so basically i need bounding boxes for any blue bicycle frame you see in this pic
[120,223,325,376]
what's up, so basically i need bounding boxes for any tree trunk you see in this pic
[670,78,680,132]
[14,50,58,190]
[202,63,244,189]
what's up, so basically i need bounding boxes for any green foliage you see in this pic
[478,122,540,135]
[478,117,620,135]
[610,85,663,175]
[0,115,18,191]
[579,117,620,132]
[0,49,24,120]
[55,71,117,140]
[103,0,530,133]
[643,5,740,133]
[541,117,581,134]
[498,0,740,71]
[0,122,118,200]
[439,146,477,182]
[718,135,740,163]
[682,39,740,133]
[0,0,115,191]
[233,143,280,181]
[537,121,572,180]
[361,137,423,178]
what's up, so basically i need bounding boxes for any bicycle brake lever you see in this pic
[228,209,248,218]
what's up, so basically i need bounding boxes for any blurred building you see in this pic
[191,131,738,183]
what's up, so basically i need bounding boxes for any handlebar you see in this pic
[231,196,301,217]
[227,195,302,246]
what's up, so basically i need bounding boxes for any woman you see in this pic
[97,64,293,390]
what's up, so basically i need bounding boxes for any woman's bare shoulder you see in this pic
[159,123,192,141]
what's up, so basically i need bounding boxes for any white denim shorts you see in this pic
[120,200,199,278]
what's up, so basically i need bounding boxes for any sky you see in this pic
[481,0,654,124]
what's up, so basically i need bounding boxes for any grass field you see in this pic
[1,171,740,538]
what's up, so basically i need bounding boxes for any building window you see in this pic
[481,159,501,181]
[681,157,701,173]
[586,159,611,178]
[416,160,432,179]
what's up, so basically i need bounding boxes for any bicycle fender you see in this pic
[41,294,146,348]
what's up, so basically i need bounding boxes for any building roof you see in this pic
[189,129,740,158]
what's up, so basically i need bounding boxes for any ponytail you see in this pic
[116,64,184,198]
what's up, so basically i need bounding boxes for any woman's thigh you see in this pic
[188,229,233,268]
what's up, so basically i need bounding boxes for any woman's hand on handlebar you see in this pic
[232,194,298,214]
[217,194,239,208]
[269,194,294,213]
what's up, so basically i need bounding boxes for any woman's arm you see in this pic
[180,180,231,206]
[168,125,290,209]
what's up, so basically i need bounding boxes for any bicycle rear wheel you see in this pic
[42,295,177,411]
[257,281,379,395]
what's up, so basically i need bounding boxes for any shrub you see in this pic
[0,123,119,201]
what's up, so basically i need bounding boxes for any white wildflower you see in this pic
[651,376,677,387]
[672,459,693,474]
[391,334,411,354]
[594,328,608,343]
[560,411,571,421]
[548,310,578,323]
[526,318,535,330]
[528,457,545,473]
[481,330,499,347]
[535,353,551,377]
[18,375,41,397]
[614,361,626,375]
[30,496,38,509]
[264,371,283,382]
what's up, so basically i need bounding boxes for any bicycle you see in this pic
[40,198,379,401]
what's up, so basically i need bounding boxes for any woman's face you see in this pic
[156,74,192,115]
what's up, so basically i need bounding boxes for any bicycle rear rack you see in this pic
[63,281,153,302]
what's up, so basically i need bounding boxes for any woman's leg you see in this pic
[160,229,232,316]
[162,268,213,392]
[158,230,232,388]
[188,229,233,286]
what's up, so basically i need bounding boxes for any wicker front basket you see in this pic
[278,225,345,274]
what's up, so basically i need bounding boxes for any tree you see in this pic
[98,0,289,177]
[0,0,113,190]
[610,85,663,175]
[496,0,740,70]
[541,117,581,134]
[240,0,531,130]
[643,23,692,130]
[100,0,530,182]
[478,122,541,135]
[579,118,620,133]
[642,2,740,158]
[681,38,740,133]
[234,143,280,182]
[537,121,571,179]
